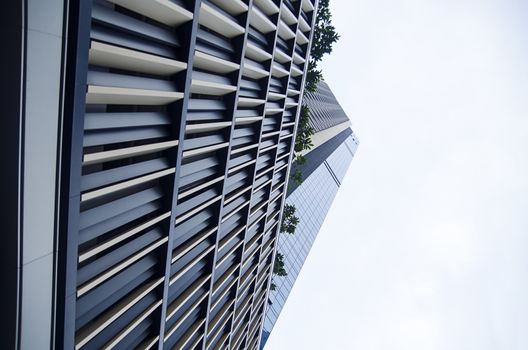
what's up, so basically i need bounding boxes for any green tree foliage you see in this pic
[270,282,277,291]
[295,154,307,165]
[280,204,300,234]
[304,0,340,92]
[310,0,340,64]
[294,105,315,153]
[273,253,287,277]
[304,63,323,93]
[291,169,303,186]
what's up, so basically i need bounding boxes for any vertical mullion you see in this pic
[254,1,320,349]
[226,0,287,348]
[245,0,304,336]
[157,1,203,348]
[200,4,253,349]
[58,1,93,348]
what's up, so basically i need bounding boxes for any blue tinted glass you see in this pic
[262,138,355,340]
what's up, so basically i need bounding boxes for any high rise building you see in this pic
[260,80,359,347]
[1,0,319,349]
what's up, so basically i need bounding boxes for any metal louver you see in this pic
[61,0,317,349]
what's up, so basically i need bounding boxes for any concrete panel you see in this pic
[28,0,64,36]
[20,253,53,350]
[23,29,63,264]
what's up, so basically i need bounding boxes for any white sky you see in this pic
[266,0,528,349]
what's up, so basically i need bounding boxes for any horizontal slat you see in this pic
[242,62,270,79]
[293,51,306,65]
[207,299,235,337]
[212,332,229,350]
[83,140,179,165]
[253,178,272,194]
[232,323,249,350]
[245,43,272,62]
[238,272,257,301]
[299,15,310,32]
[166,274,211,321]
[231,143,258,155]
[186,121,232,134]
[224,185,252,205]
[211,276,238,311]
[291,64,303,76]
[262,131,281,139]
[222,200,249,223]
[274,162,288,174]
[217,239,243,268]
[81,168,175,202]
[280,133,293,140]
[278,20,295,40]
[164,291,209,340]
[170,245,215,285]
[75,277,164,349]
[176,323,205,350]
[89,41,187,75]
[218,225,246,253]
[194,51,240,74]
[191,79,237,95]
[296,30,309,45]
[172,226,216,263]
[182,142,230,159]
[253,0,279,15]
[250,200,267,217]
[238,97,265,107]
[178,175,225,200]
[235,291,253,320]
[92,3,180,48]
[213,263,240,294]
[234,295,252,326]
[86,85,183,105]
[103,299,162,349]
[84,112,170,131]
[175,195,222,224]
[247,212,266,232]
[287,88,300,96]
[259,143,278,154]
[274,47,291,64]
[77,237,168,297]
[210,0,248,15]
[79,211,171,263]
[106,0,193,26]
[138,335,159,350]
[250,6,276,34]
[235,116,263,125]
[199,3,245,38]
[206,303,234,346]
[302,0,315,12]
[267,92,285,102]
[280,3,297,25]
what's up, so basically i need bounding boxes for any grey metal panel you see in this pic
[303,80,350,132]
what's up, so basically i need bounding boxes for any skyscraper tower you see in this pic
[261,80,359,347]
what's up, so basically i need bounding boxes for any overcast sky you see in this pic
[266,0,528,349]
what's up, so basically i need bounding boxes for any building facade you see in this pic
[1,0,319,349]
[260,81,359,347]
